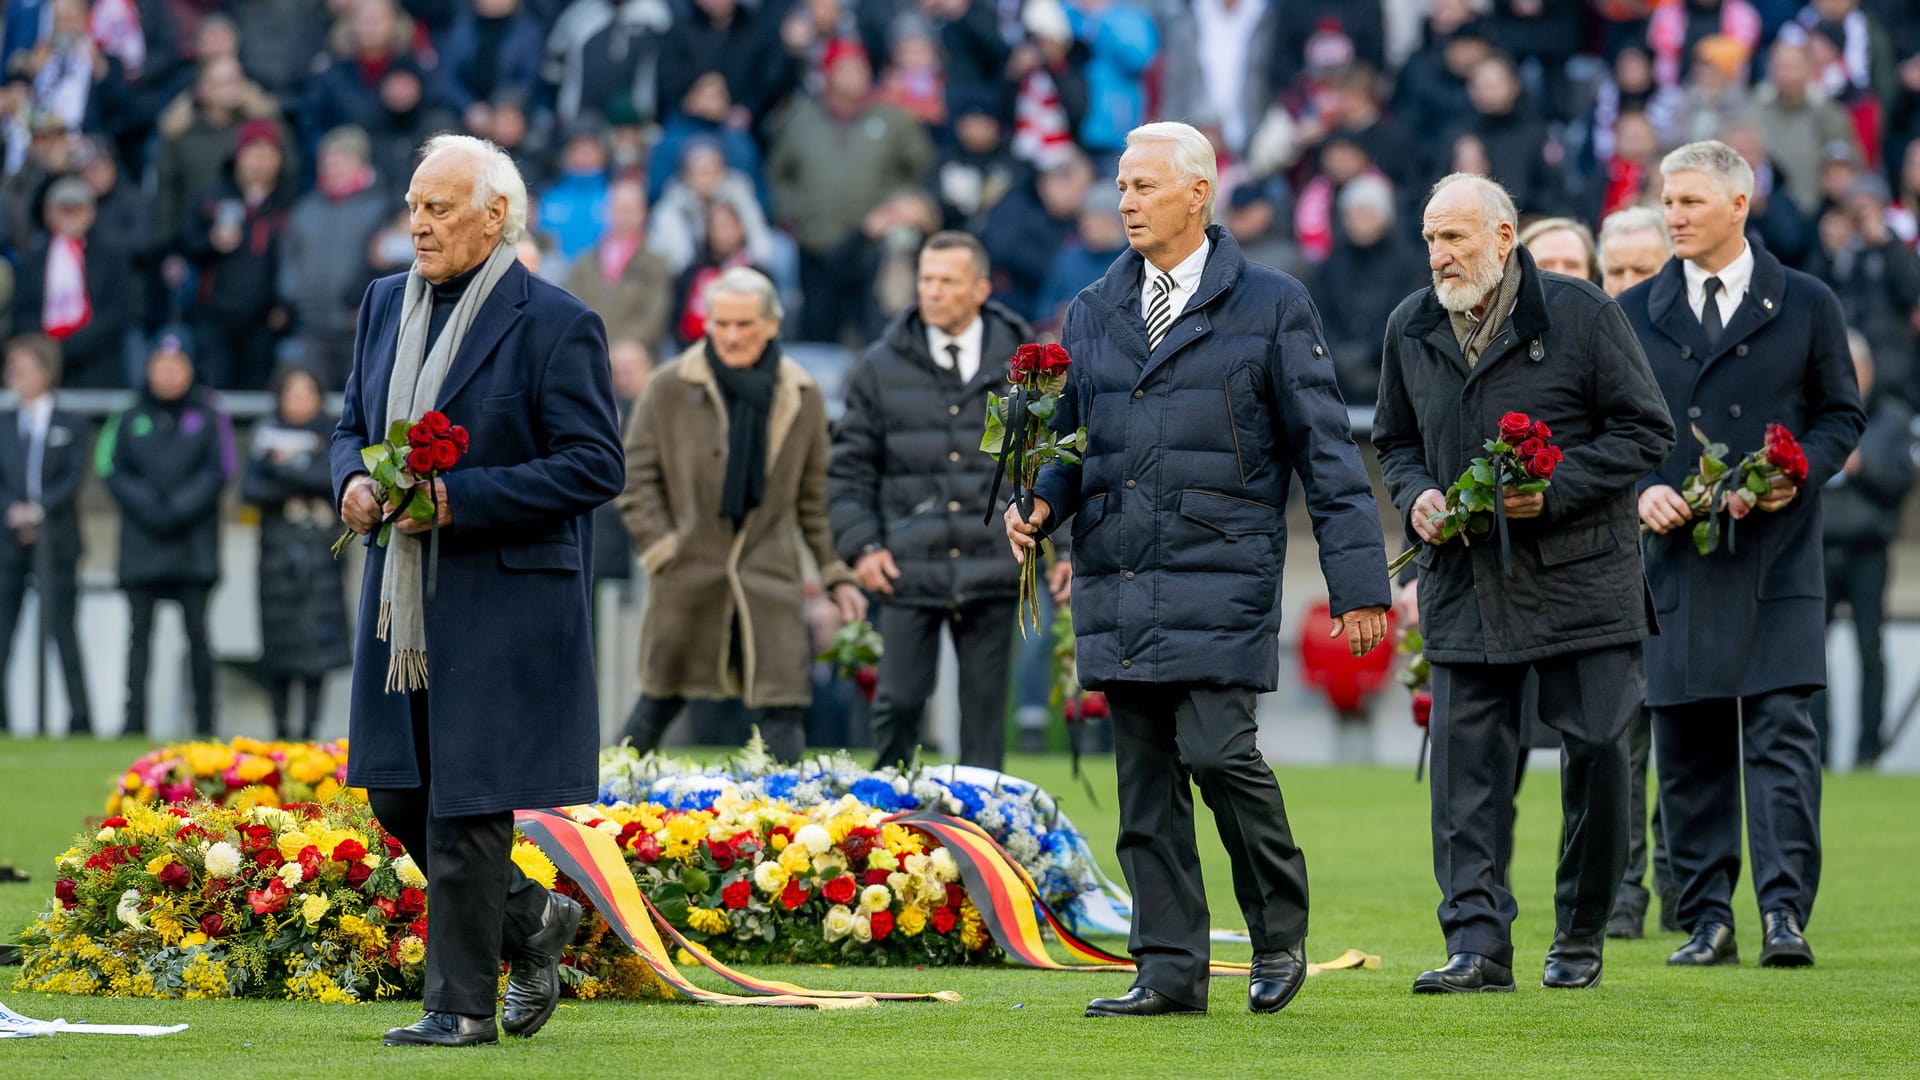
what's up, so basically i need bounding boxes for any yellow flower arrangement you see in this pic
[511,841,559,890]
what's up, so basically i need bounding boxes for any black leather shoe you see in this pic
[1667,922,1739,966]
[1542,932,1605,989]
[1412,953,1515,994]
[1085,987,1205,1017]
[502,892,583,1037]
[383,1012,498,1047]
[1248,944,1306,1014]
[1758,910,1814,968]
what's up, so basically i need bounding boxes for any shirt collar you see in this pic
[1683,240,1753,301]
[927,314,983,358]
[19,396,52,433]
[1148,237,1211,296]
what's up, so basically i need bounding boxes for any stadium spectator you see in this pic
[564,177,673,351]
[1756,37,1864,214]
[648,138,776,276]
[10,176,135,389]
[977,150,1092,323]
[1520,216,1600,283]
[436,0,546,129]
[181,119,292,390]
[1315,173,1422,403]
[279,126,387,389]
[930,92,1019,232]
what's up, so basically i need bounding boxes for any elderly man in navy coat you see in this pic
[1007,122,1390,1018]
[1620,140,1864,971]
[332,134,624,1046]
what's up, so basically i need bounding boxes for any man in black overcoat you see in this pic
[1374,174,1676,994]
[1620,140,1865,970]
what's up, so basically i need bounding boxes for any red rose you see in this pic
[420,410,452,436]
[54,878,76,904]
[158,861,191,890]
[1008,343,1043,377]
[1528,451,1559,480]
[1037,343,1072,376]
[863,868,892,887]
[101,816,128,828]
[332,838,367,863]
[247,879,289,914]
[345,861,373,889]
[1412,689,1432,729]
[382,834,405,858]
[1080,692,1109,720]
[450,426,469,453]
[870,910,895,940]
[945,882,966,909]
[199,912,226,938]
[242,824,274,852]
[932,907,957,934]
[706,837,736,870]
[369,896,399,921]
[405,447,434,474]
[1497,412,1533,442]
[1516,437,1546,459]
[779,879,810,910]
[823,873,858,906]
[397,887,427,917]
[633,832,663,863]
[730,832,760,859]
[1531,420,1552,440]
[430,438,459,470]
[254,847,284,869]
[297,845,323,881]
[722,880,751,910]
[853,667,878,702]
[407,424,435,448]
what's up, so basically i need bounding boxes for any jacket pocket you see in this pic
[481,393,525,413]
[1537,522,1629,633]
[1224,364,1266,486]
[1755,514,1821,600]
[1179,489,1278,538]
[1073,492,1110,536]
[1537,523,1619,567]
[499,540,581,573]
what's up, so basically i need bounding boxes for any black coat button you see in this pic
[1687,406,1702,419]
[1133,390,1144,400]
[1735,344,1749,357]
[1120,659,1132,669]
[1124,571,1135,580]
[1125,479,1136,488]
[1729,404,1742,418]
[1681,347,1692,360]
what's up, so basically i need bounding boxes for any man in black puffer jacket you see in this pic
[830,231,1041,771]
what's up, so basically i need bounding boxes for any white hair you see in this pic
[1597,205,1671,257]
[1659,139,1755,201]
[1425,172,1517,232]
[705,266,784,322]
[1337,173,1396,225]
[1125,121,1219,224]
[418,132,529,243]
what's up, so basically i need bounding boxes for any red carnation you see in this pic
[779,879,810,910]
[430,438,459,470]
[54,878,76,906]
[345,861,373,889]
[633,832,663,864]
[870,910,895,940]
[420,410,452,437]
[1008,343,1043,377]
[1531,419,1552,440]
[706,837,737,870]
[158,861,191,890]
[199,912,226,938]
[863,869,892,887]
[450,426,469,454]
[1497,412,1534,442]
[945,882,966,909]
[408,424,435,448]
[397,887,427,917]
[405,447,434,474]
[332,838,367,863]
[1037,343,1072,376]
[1412,690,1433,729]
[932,907,957,934]
[823,873,858,906]
[722,880,752,910]
[101,816,128,828]
[1528,451,1559,481]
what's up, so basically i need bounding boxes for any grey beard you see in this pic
[1433,254,1505,314]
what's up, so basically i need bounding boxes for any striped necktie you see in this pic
[1145,271,1175,352]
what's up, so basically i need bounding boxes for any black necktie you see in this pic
[1701,275,1724,348]
[945,342,963,380]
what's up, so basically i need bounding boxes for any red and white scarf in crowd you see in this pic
[599,230,641,284]
[42,236,90,340]
[1648,0,1760,88]
[1013,69,1073,170]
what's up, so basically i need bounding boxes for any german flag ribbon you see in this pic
[514,807,960,1008]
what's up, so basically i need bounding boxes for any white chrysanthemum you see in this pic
[859,884,891,913]
[851,913,873,944]
[203,842,242,879]
[393,854,427,888]
[278,861,304,888]
[822,904,855,942]
[115,888,143,928]
[794,824,832,856]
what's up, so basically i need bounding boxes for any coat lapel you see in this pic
[1646,257,1711,363]
[766,356,813,466]
[1696,244,1784,377]
[434,261,530,409]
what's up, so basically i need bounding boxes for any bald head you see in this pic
[1421,174,1518,315]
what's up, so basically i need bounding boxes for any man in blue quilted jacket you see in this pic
[1006,121,1390,1018]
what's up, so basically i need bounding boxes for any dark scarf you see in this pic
[706,338,780,526]
[426,258,487,355]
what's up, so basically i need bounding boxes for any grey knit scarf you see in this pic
[377,240,517,692]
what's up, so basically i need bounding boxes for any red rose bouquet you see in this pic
[1387,411,1562,574]
[332,409,470,556]
[1652,423,1808,555]
[981,343,1086,637]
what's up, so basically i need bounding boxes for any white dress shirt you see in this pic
[1140,239,1212,328]
[1683,241,1754,328]
[927,315,985,384]
[18,395,52,504]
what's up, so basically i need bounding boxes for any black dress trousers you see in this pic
[367,691,549,1017]
[1653,690,1822,932]
[1429,644,1640,967]
[1107,684,1308,1009]
[870,598,1018,771]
